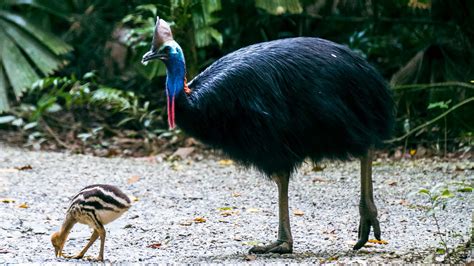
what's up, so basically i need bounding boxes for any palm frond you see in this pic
[0,19,63,75]
[191,0,223,48]
[0,11,73,55]
[3,0,70,19]
[0,27,40,98]
[0,1,72,109]
[0,64,9,112]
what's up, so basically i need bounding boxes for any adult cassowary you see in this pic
[142,17,394,253]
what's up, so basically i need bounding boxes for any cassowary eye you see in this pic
[160,46,170,54]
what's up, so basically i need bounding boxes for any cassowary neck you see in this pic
[165,59,186,94]
[164,52,192,129]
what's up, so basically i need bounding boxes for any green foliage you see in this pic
[428,100,452,110]
[121,4,167,80]
[0,1,72,112]
[0,72,163,149]
[255,0,302,15]
[123,0,224,78]
[189,0,223,47]
[0,0,473,154]
[417,181,473,260]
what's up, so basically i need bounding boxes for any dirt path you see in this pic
[0,143,472,263]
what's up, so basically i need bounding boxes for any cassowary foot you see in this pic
[63,254,101,261]
[249,241,293,254]
[353,212,381,250]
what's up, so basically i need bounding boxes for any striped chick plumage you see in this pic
[51,184,131,261]
[68,184,131,226]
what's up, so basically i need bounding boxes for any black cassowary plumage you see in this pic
[176,37,393,176]
[142,17,394,253]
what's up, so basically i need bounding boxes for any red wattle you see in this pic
[167,95,176,129]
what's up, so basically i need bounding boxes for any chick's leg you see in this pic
[96,225,106,261]
[71,230,99,259]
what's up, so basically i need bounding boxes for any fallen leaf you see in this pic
[129,195,139,202]
[147,243,162,249]
[218,206,239,216]
[127,175,140,184]
[244,254,256,261]
[18,202,29,209]
[231,192,241,197]
[172,147,195,159]
[218,206,234,211]
[372,160,383,166]
[243,241,259,246]
[218,159,234,166]
[171,162,183,171]
[193,217,206,223]
[220,210,239,217]
[221,211,232,217]
[246,208,260,213]
[312,164,325,172]
[0,198,16,203]
[15,165,32,171]
[293,209,304,216]
[180,220,192,226]
[394,149,402,159]
[136,156,158,163]
[312,176,328,183]
[399,199,409,206]
[184,137,199,147]
[386,180,397,186]
[322,229,336,234]
[455,163,474,171]
[368,239,388,245]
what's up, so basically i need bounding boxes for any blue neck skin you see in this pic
[164,44,186,99]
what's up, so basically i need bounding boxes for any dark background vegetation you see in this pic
[0,0,473,157]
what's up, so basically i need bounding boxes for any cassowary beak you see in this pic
[141,48,167,65]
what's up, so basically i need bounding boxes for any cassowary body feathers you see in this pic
[174,37,393,175]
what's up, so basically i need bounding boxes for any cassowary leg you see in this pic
[249,172,293,254]
[353,148,381,250]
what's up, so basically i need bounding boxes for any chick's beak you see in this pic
[142,48,167,65]
[54,246,61,257]
[53,241,65,258]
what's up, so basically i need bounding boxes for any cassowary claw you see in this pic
[353,211,381,250]
[249,241,293,254]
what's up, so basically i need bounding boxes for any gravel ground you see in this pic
[0,143,472,264]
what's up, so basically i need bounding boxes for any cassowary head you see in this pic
[142,17,186,129]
